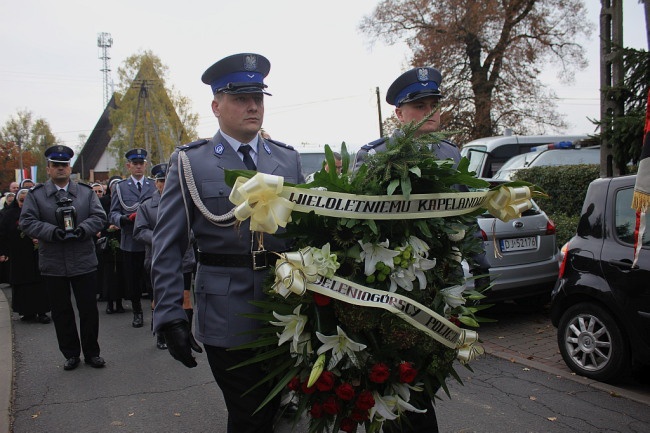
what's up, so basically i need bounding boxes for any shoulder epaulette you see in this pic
[441,139,458,148]
[360,137,387,151]
[266,138,296,151]
[77,182,92,189]
[30,183,44,191]
[178,138,209,151]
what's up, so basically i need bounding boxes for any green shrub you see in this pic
[549,212,580,248]
[512,165,600,248]
[513,164,600,217]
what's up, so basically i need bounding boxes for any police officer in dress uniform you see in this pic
[151,53,304,433]
[109,149,155,328]
[355,67,463,169]
[356,67,489,433]
[19,145,107,371]
[133,163,197,350]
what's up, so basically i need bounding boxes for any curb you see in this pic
[482,341,650,407]
[0,286,13,433]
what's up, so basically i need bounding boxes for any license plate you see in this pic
[500,236,537,252]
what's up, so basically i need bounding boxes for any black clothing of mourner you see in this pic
[0,200,50,321]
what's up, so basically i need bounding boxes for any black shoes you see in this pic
[106,305,114,314]
[63,356,81,371]
[156,333,167,350]
[85,356,106,368]
[64,356,105,370]
[37,314,51,324]
[132,312,143,328]
[115,303,125,313]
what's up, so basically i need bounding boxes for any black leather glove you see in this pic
[161,319,200,368]
[189,331,203,353]
[120,215,133,226]
[52,228,66,242]
[72,227,85,240]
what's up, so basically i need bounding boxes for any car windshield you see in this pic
[493,148,600,180]
[531,148,600,166]
[460,145,487,176]
[299,153,326,175]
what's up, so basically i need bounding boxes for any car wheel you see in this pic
[557,302,630,382]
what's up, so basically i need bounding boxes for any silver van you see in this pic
[460,133,591,178]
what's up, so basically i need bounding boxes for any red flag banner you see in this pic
[632,89,650,212]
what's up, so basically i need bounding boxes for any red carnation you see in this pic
[355,390,375,410]
[316,371,335,392]
[398,361,418,383]
[369,363,391,383]
[310,402,323,419]
[302,380,316,394]
[288,376,301,391]
[335,382,355,401]
[449,315,461,326]
[340,417,357,433]
[313,293,331,306]
[322,395,341,415]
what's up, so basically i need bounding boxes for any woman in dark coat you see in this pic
[0,189,50,323]
[100,176,125,314]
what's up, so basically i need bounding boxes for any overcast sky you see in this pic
[1,0,647,154]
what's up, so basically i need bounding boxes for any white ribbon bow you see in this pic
[485,186,533,222]
[229,173,295,233]
[272,248,319,298]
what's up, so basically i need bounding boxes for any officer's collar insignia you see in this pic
[263,142,271,155]
[244,55,257,71]
[417,68,429,82]
[214,144,225,156]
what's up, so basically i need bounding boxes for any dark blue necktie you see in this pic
[238,145,257,170]
[137,182,142,192]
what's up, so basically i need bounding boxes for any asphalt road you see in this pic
[4,286,650,433]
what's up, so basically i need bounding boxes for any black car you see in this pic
[550,175,650,382]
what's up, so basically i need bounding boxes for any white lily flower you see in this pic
[389,255,436,292]
[316,326,367,369]
[412,256,436,290]
[440,284,467,311]
[408,236,430,257]
[312,243,340,278]
[389,266,415,292]
[358,239,400,276]
[270,305,308,353]
[369,391,398,421]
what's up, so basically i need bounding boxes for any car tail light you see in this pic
[546,219,556,235]
[480,228,488,241]
[558,242,569,278]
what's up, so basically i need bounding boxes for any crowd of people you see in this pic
[0,51,479,432]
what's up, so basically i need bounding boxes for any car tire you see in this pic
[557,302,630,382]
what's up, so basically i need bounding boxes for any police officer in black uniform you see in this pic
[19,145,107,371]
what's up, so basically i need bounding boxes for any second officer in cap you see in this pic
[109,148,155,328]
[354,66,462,169]
[151,53,304,432]
[133,163,198,351]
[19,145,107,370]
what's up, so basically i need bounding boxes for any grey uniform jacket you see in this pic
[109,177,155,252]
[133,190,196,273]
[19,180,106,277]
[354,129,462,169]
[151,132,305,347]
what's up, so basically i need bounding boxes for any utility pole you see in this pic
[600,0,624,177]
[376,87,383,138]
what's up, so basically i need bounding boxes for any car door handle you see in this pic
[608,259,637,270]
